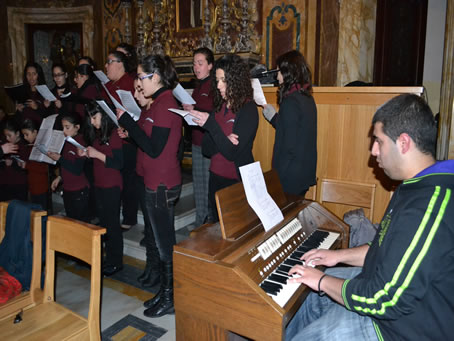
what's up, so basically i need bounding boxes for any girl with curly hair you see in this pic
[262,50,317,197]
[191,54,259,222]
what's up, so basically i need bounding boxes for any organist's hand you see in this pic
[287,265,324,291]
[300,249,340,268]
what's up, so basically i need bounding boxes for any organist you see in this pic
[286,94,454,340]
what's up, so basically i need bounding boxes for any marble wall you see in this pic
[7,6,94,84]
[337,0,376,86]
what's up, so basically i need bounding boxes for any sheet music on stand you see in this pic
[239,161,284,231]
[29,114,65,165]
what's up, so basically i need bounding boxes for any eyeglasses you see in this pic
[53,73,66,78]
[106,59,121,65]
[138,73,154,81]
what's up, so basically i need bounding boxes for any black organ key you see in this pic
[269,274,288,284]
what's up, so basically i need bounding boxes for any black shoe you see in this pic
[144,290,161,309]
[139,236,146,247]
[143,300,174,318]
[103,264,123,276]
[143,261,174,318]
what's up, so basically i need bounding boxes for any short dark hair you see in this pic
[60,112,81,127]
[213,54,253,113]
[139,54,178,90]
[21,118,39,132]
[193,47,214,66]
[372,94,437,158]
[109,50,131,74]
[116,43,138,72]
[276,50,312,103]
[78,56,97,69]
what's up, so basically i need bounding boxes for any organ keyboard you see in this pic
[174,171,349,341]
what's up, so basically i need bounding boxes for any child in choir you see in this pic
[48,113,89,223]
[79,101,124,276]
[21,119,49,210]
[0,118,29,201]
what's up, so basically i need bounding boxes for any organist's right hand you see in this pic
[300,249,340,268]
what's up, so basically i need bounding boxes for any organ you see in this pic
[173,170,350,340]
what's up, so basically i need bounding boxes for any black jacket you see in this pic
[343,160,454,340]
[271,91,317,195]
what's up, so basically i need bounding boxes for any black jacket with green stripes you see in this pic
[342,160,454,341]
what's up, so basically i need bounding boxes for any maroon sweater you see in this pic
[191,76,214,146]
[59,134,89,192]
[92,130,123,189]
[0,140,28,185]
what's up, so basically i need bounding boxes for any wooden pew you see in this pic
[0,202,46,320]
[0,216,106,340]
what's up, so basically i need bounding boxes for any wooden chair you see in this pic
[0,202,46,320]
[0,216,106,340]
[318,178,376,220]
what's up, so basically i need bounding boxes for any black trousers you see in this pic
[208,171,239,223]
[30,192,48,211]
[95,186,123,267]
[63,187,90,223]
[121,143,139,225]
[144,184,181,262]
[0,184,28,202]
[137,176,158,257]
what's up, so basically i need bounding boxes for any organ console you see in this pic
[174,171,350,341]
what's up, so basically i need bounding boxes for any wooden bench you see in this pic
[0,201,46,320]
[0,216,106,340]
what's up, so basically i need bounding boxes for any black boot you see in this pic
[143,288,160,309]
[138,223,160,287]
[144,261,174,317]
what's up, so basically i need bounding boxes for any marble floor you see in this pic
[55,222,195,341]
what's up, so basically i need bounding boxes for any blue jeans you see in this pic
[144,184,181,262]
[286,267,378,341]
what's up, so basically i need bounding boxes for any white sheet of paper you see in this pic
[116,90,141,121]
[101,83,126,113]
[239,161,284,232]
[251,78,267,106]
[65,136,86,151]
[96,100,119,126]
[94,70,110,84]
[168,108,197,126]
[35,85,57,101]
[29,114,65,164]
[172,83,196,105]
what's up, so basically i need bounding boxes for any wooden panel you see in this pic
[254,86,423,223]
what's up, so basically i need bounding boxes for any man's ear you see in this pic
[398,133,412,154]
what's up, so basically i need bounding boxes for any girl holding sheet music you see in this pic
[262,50,317,197]
[72,64,104,121]
[15,62,47,125]
[105,50,139,230]
[117,79,160,288]
[190,54,259,223]
[182,47,215,227]
[0,118,29,202]
[43,63,72,128]
[47,113,90,223]
[117,54,182,318]
[80,101,124,276]
[21,119,49,211]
